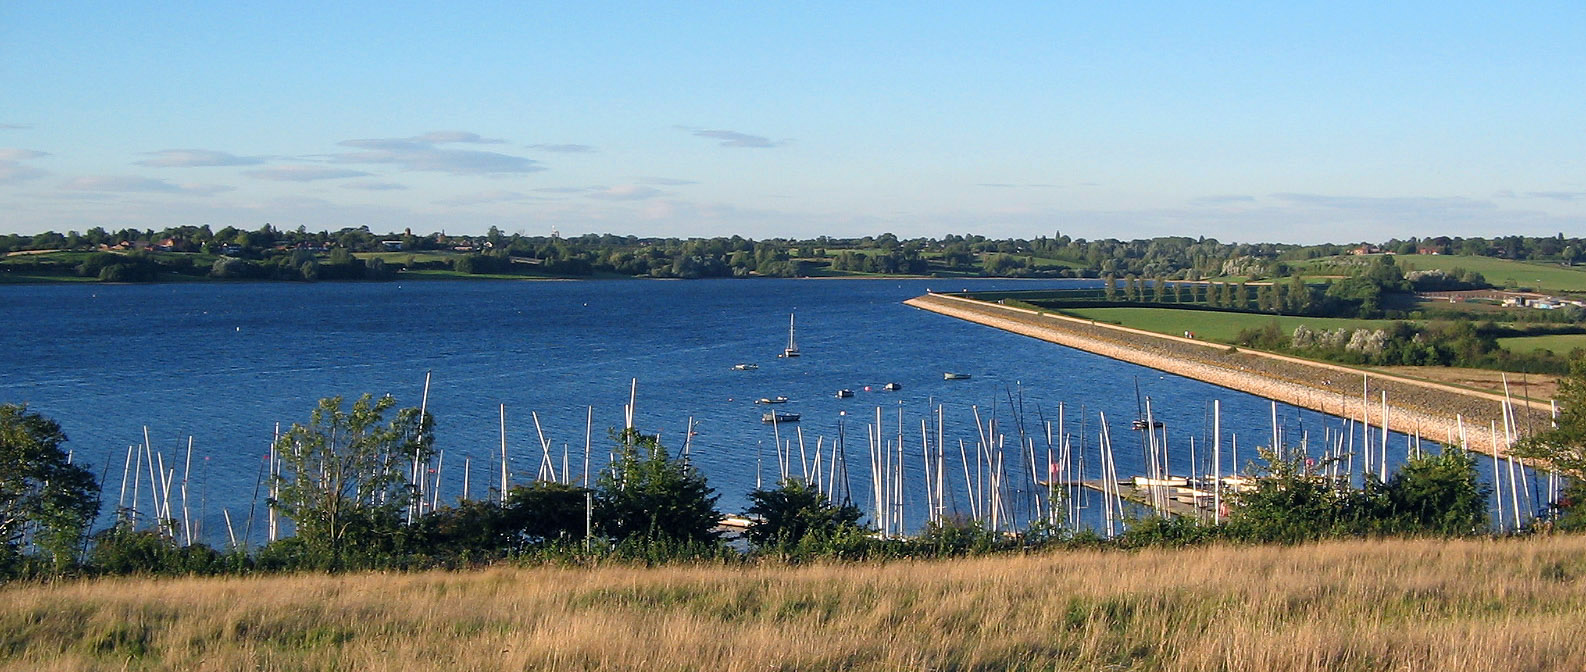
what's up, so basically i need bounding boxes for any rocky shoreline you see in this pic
[906,293,1553,457]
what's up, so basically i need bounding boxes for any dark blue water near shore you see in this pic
[1,278,1510,543]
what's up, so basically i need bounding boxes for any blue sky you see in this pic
[2,2,1582,242]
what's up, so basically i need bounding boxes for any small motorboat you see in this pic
[755,396,789,405]
[835,389,854,398]
[943,372,971,380]
[763,411,800,423]
[732,363,759,371]
[882,382,902,391]
[1131,419,1164,431]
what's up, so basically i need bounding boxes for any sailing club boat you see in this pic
[778,312,800,358]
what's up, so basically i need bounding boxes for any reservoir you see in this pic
[0,278,1532,543]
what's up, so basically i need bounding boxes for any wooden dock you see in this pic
[1060,479,1210,518]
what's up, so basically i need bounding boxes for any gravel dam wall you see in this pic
[906,292,1553,457]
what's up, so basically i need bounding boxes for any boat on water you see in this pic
[883,382,902,391]
[762,411,800,423]
[1131,419,1164,430]
[732,363,759,371]
[777,312,800,358]
[943,372,971,380]
[755,396,789,404]
[835,389,853,398]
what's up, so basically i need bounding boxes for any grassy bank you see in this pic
[2,535,1584,671]
[1053,306,1383,343]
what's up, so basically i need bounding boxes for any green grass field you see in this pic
[1302,254,1586,293]
[1056,307,1391,342]
[1497,333,1586,354]
[1399,255,1586,292]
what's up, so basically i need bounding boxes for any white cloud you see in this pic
[244,165,371,181]
[342,181,408,191]
[588,184,663,201]
[637,176,697,186]
[137,149,266,167]
[0,149,48,184]
[61,175,230,195]
[0,148,48,161]
[0,162,47,184]
[1191,194,1258,205]
[686,128,785,148]
[333,132,544,175]
[413,131,504,144]
[1527,191,1586,202]
[435,190,532,206]
[529,143,596,153]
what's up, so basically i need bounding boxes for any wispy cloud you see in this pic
[435,190,532,206]
[533,186,592,194]
[1271,193,1496,212]
[685,128,785,148]
[0,124,29,130]
[413,131,504,144]
[588,184,663,201]
[529,143,596,153]
[0,148,48,184]
[62,175,231,195]
[342,181,408,191]
[637,177,697,186]
[0,162,47,184]
[1191,194,1258,205]
[0,148,48,161]
[333,132,544,175]
[137,149,266,167]
[244,165,371,181]
[1527,191,1586,202]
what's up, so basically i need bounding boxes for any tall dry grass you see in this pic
[4,535,1586,671]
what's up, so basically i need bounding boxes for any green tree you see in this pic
[0,405,98,572]
[1383,448,1488,535]
[271,394,433,569]
[1103,275,1118,301]
[1287,274,1311,313]
[1224,449,1370,543]
[594,429,721,544]
[745,479,863,551]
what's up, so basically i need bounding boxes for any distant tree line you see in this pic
[6,224,1584,284]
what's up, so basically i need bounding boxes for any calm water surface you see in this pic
[0,278,1516,543]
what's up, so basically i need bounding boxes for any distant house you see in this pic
[1415,247,1441,255]
[381,240,405,251]
[1350,245,1380,256]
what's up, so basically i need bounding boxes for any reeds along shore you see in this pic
[2,535,1585,671]
[906,293,1552,458]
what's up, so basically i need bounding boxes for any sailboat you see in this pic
[778,312,800,358]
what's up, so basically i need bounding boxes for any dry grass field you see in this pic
[4,535,1586,671]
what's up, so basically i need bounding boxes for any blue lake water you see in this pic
[0,278,1539,544]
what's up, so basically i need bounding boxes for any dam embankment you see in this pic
[905,292,1552,456]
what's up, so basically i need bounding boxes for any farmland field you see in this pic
[1301,254,1586,293]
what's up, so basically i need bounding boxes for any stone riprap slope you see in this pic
[906,293,1552,456]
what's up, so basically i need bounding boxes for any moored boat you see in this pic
[732,363,759,371]
[778,312,801,358]
[883,382,902,391]
[762,411,800,423]
[755,396,789,404]
[835,389,853,398]
[943,372,971,380]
